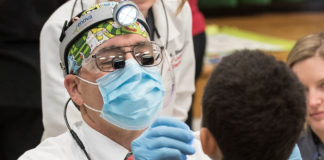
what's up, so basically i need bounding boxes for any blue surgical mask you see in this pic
[79,59,164,130]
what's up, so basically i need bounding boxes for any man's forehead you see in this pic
[92,34,148,53]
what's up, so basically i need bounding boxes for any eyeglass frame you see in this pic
[86,41,164,73]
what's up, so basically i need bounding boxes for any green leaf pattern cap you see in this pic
[67,19,149,75]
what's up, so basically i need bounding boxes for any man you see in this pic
[40,0,195,140]
[19,2,203,159]
[195,50,306,160]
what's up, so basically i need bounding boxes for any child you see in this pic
[200,50,306,160]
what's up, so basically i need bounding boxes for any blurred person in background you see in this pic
[189,0,206,80]
[0,0,64,159]
[287,32,324,160]
[186,0,206,128]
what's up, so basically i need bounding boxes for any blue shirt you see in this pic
[289,144,302,160]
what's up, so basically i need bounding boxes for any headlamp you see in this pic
[59,1,150,76]
[113,0,139,26]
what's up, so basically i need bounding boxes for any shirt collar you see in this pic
[78,121,130,160]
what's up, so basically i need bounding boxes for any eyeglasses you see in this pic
[90,41,164,72]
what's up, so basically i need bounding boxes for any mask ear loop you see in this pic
[76,76,99,85]
[64,98,92,160]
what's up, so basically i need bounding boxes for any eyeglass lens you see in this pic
[94,42,162,72]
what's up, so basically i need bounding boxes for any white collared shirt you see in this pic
[19,121,210,160]
[19,121,129,160]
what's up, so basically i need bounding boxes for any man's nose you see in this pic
[124,52,134,60]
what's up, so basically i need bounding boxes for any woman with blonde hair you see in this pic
[287,32,324,160]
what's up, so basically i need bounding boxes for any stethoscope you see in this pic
[64,98,92,160]
[66,0,170,160]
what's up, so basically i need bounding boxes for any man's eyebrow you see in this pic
[132,41,147,46]
[95,41,147,54]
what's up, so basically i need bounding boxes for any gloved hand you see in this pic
[131,117,196,160]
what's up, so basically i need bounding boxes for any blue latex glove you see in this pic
[131,117,196,160]
[288,144,302,160]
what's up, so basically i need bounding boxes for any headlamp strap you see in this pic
[60,20,69,42]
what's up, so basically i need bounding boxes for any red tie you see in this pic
[124,152,134,160]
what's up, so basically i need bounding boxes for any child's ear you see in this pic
[200,127,222,159]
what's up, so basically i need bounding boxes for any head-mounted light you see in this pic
[113,0,139,26]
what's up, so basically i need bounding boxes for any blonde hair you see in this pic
[176,0,187,15]
[287,32,324,68]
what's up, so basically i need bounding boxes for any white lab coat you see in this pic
[18,121,210,160]
[40,0,195,140]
